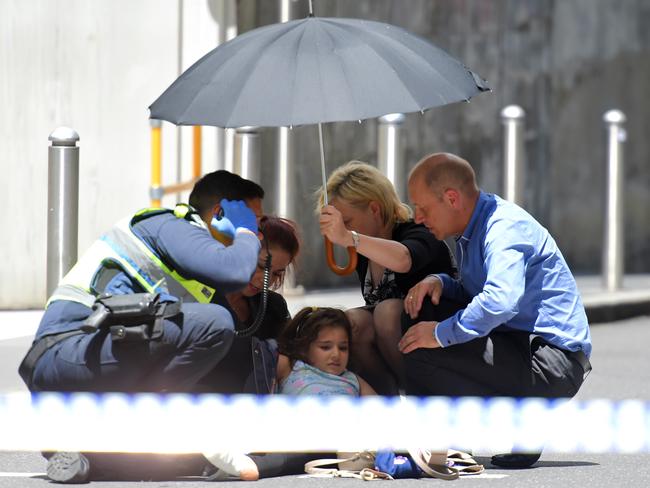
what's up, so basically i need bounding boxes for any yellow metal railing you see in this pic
[150,121,202,207]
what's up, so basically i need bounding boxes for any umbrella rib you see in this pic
[287,22,308,125]
[223,21,309,127]
[178,22,307,127]
[326,19,474,110]
[369,33,470,107]
[320,21,423,116]
[177,79,212,126]
[376,24,475,105]
[317,22,363,122]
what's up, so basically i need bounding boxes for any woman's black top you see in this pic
[355,221,456,304]
[199,290,290,393]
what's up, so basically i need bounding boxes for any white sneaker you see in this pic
[203,450,259,481]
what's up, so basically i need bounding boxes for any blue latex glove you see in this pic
[219,199,258,234]
[210,213,236,240]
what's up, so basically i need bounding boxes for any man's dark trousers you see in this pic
[402,300,589,398]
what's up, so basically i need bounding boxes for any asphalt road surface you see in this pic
[0,314,648,487]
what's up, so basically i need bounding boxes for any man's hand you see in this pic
[319,205,353,247]
[398,321,441,354]
[404,275,443,319]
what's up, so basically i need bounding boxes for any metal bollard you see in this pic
[276,0,304,295]
[233,126,261,183]
[377,113,406,199]
[602,110,627,292]
[500,105,526,206]
[276,0,294,218]
[46,127,80,298]
[209,0,237,171]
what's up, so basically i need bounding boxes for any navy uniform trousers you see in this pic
[32,302,235,393]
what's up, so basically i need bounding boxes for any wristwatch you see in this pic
[350,230,360,249]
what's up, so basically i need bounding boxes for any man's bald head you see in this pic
[409,153,479,199]
[407,153,480,239]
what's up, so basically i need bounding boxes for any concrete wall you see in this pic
[250,0,650,288]
[2,0,649,307]
[0,0,228,308]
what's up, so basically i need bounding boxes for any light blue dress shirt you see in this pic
[435,192,591,357]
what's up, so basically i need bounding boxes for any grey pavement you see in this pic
[1,276,649,486]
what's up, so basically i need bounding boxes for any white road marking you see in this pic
[465,473,510,479]
[0,472,45,477]
[0,310,42,341]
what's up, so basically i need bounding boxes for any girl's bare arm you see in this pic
[276,353,292,383]
[357,375,377,396]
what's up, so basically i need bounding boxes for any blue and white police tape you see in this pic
[0,392,648,454]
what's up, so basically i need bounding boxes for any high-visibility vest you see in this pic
[48,204,217,307]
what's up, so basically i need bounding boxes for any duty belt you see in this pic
[18,293,181,389]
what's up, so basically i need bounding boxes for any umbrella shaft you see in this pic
[318,123,328,206]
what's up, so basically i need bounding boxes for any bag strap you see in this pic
[407,448,460,481]
[304,454,393,481]
[447,450,485,475]
[304,453,364,472]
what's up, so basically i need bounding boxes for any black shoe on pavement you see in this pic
[490,452,541,468]
[46,452,90,483]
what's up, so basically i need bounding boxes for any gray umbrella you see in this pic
[149,13,489,273]
[150,16,489,128]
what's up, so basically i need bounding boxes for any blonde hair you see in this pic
[316,161,411,228]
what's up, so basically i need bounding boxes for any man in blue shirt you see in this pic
[399,152,591,467]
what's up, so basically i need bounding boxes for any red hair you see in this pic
[259,215,300,263]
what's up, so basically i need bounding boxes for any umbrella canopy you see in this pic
[149,15,490,276]
[149,16,489,128]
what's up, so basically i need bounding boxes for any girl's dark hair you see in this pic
[278,307,352,363]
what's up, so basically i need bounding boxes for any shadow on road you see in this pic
[473,456,600,470]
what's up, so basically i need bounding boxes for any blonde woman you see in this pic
[319,161,455,394]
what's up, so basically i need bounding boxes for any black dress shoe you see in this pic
[490,452,541,468]
[46,452,90,483]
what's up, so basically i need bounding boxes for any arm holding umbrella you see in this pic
[320,204,412,273]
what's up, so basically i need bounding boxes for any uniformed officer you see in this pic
[19,170,265,482]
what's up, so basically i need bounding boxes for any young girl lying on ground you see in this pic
[204,306,376,480]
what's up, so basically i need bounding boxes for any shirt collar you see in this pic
[456,191,492,243]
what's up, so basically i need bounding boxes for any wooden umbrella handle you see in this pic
[324,236,358,276]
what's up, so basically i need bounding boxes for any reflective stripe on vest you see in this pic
[49,207,216,306]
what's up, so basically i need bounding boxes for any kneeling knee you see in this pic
[187,303,236,344]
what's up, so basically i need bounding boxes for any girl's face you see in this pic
[306,325,350,376]
[242,245,292,297]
